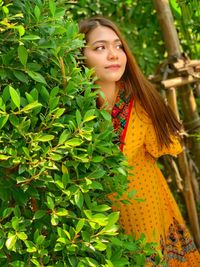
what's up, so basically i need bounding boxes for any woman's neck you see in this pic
[97,81,119,111]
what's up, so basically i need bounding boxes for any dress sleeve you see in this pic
[144,120,183,158]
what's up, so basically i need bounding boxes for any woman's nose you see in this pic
[107,48,118,60]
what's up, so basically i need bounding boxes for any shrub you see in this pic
[0,1,161,266]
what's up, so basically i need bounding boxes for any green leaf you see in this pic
[34,5,41,21]
[13,70,29,84]
[11,261,25,267]
[55,208,69,216]
[11,217,19,230]
[99,225,119,236]
[31,259,40,266]
[51,214,59,226]
[46,195,54,210]
[35,235,45,245]
[0,97,5,111]
[33,210,46,220]
[54,243,65,252]
[75,219,85,233]
[59,130,70,144]
[39,85,50,101]
[51,153,63,161]
[16,232,28,240]
[27,71,46,84]
[12,205,21,216]
[53,108,65,118]
[0,114,9,129]
[135,254,146,266]
[84,257,99,267]
[111,258,129,266]
[91,181,103,190]
[94,241,107,251]
[105,260,114,267]
[92,204,111,212]
[74,191,84,209]
[9,85,20,109]
[35,134,55,142]
[20,101,42,113]
[18,46,28,66]
[16,25,25,37]
[0,239,5,250]
[49,0,56,17]
[0,68,6,80]
[2,6,9,14]
[91,213,108,226]
[170,0,181,17]
[61,164,68,174]
[107,212,119,226]
[25,240,37,253]
[135,198,145,202]
[91,156,104,162]
[25,92,35,104]
[9,114,19,127]
[2,208,13,219]
[83,109,96,122]
[62,173,70,188]
[81,231,90,242]
[128,190,137,198]
[21,35,40,40]
[88,169,106,179]
[54,179,64,189]
[56,237,66,244]
[0,154,11,160]
[6,235,17,250]
[101,110,111,120]
[68,256,78,267]
[110,237,123,246]
[76,109,82,126]
[65,138,83,147]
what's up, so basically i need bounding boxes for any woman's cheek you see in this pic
[83,51,93,68]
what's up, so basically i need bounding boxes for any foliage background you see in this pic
[0,0,199,266]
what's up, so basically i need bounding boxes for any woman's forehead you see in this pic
[87,26,120,44]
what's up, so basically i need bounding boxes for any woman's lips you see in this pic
[105,64,121,70]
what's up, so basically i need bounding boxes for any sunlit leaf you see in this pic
[6,235,17,250]
[35,134,54,142]
[9,86,20,109]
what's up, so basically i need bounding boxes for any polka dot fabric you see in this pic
[111,100,200,267]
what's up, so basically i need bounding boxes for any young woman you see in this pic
[79,16,200,266]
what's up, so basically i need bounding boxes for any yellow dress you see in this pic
[111,94,200,267]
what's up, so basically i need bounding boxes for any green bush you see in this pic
[0,1,162,266]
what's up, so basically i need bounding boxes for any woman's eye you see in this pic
[116,44,123,49]
[94,44,123,51]
[94,46,104,51]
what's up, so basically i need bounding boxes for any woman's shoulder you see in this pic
[133,101,151,124]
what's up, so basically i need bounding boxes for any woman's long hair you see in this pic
[79,16,182,148]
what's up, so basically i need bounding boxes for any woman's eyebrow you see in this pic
[91,38,121,45]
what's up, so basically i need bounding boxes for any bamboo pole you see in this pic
[153,0,200,248]
[165,87,180,120]
[162,75,199,88]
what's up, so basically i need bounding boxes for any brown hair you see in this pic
[79,16,182,148]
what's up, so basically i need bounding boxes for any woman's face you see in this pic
[83,26,127,84]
